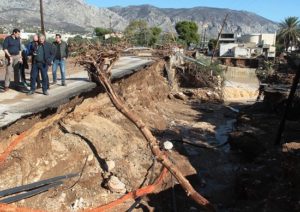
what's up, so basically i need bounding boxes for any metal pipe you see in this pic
[0,173,78,198]
[0,182,62,204]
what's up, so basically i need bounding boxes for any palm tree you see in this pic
[278,16,300,51]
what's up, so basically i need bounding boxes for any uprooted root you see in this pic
[79,46,215,211]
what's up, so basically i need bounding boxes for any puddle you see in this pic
[215,119,236,152]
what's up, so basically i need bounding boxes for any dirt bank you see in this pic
[0,61,201,211]
[2,54,297,212]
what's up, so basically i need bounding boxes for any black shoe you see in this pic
[21,82,28,87]
[27,91,35,96]
[62,82,67,86]
[37,84,42,89]
[43,91,49,96]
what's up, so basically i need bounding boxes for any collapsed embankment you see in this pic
[2,53,297,212]
[0,60,206,211]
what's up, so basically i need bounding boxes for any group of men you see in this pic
[2,28,69,96]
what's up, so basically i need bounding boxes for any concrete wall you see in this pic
[241,33,276,46]
[234,47,251,58]
[241,34,260,44]
[261,33,276,46]
[220,43,238,57]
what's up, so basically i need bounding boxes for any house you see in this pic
[240,33,276,46]
[104,32,124,40]
[220,43,238,57]
[219,32,276,59]
[219,33,237,44]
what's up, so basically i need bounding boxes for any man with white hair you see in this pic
[27,34,42,88]
[27,34,55,96]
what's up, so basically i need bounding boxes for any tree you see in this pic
[124,20,150,46]
[278,16,300,51]
[208,39,218,51]
[149,27,162,46]
[175,21,200,46]
[94,27,112,40]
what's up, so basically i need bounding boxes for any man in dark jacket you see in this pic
[27,34,55,96]
[27,34,42,88]
[2,28,22,92]
[52,34,69,86]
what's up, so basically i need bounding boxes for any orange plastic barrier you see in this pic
[0,204,45,212]
[85,167,168,212]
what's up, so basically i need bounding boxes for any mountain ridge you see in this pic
[0,1,278,36]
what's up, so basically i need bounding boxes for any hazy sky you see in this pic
[86,0,300,22]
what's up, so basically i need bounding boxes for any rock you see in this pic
[107,176,126,194]
[182,90,195,97]
[173,92,187,101]
[168,93,175,100]
[229,131,266,159]
[163,141,174,150]
[70,198,86,211]
[87,154,94,162]
[106,160,116,172]
[206,91,213,96]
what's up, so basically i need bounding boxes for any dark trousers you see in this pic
[30,63,49,92]
[20,64,26,83]
[30,67,41,88]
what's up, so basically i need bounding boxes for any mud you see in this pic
[0,61,197,211]
[228,102,300,212]
[1,55,298,212]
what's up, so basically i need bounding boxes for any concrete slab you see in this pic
[111,56,153,80]
[0,56,153,128]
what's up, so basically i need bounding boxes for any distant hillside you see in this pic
[110,5,279,37]
[0,0,126,33]
[0,1,278,36]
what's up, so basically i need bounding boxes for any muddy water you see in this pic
[215,66,260,147]
[215,118,236,151]
[180,67,261,210]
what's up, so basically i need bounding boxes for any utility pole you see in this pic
[203,28,207,49]
[211,13,229,64]
[109,15,113,46]
[275,62,300,145]
[40,0,45,35]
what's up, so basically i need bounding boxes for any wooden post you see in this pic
[40,0,45,36]
[211,14,229,64]
[275,62,300,145]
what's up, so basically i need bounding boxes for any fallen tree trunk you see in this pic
[80,52,215,211]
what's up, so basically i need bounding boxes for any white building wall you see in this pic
[234,47,251,58]
[260,33,276,46]
[241,34,260,44]
[220,43,238,57]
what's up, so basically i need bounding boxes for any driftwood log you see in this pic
[79,49,215,211]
